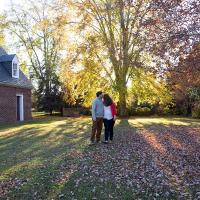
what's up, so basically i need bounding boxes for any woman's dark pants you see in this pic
[103,118,115,141]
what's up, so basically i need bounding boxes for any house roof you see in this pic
[0,54,16,62]
[0,48,32,89]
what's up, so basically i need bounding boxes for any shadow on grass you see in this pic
[0,118,199,199]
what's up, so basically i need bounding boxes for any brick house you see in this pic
[0,47,32,123]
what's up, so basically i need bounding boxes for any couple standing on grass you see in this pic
[90,91,117,145]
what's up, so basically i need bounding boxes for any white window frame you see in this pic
[12,56,19,78]
[16,94,24,121]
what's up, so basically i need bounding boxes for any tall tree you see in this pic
[64,0,200,116]
[6,0,67,113]
[168,43,200,115]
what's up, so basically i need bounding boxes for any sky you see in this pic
[0,0,23,53]
[0,0,10,13]
[0,0,21,14]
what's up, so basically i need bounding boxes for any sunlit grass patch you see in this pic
[128,117,200,128]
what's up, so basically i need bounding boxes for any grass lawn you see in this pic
[0,116,200,199]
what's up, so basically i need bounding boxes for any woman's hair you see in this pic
[103,94,113,106]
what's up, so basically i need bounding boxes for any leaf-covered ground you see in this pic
[0,117,200,199]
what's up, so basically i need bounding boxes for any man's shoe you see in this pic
[103,140,108,144]
[109,140,113,144]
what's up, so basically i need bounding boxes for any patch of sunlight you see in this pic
[32,112,46,117]
[0,119,68,136]
[115,120,122,126]
[0,124,46,138]
[43,120,68,127]
[0,158,42,180]
[167,136,183,150]
[128,117,200,128]
[0,117,91,137]
[141,131,166,153]
[69,136,86,144]
[0,125,29,137]
[53,127,77,134]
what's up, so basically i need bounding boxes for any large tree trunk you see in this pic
[118,89,127,116]
[116,76,128,116]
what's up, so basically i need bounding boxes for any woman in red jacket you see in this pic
[103,94,117,144]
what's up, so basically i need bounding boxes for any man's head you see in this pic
[96,91,103,99]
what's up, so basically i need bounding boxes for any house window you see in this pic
[12,63,19,78]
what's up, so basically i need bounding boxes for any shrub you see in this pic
[135,107,152,116]
[79,108,91,116]
[159,104,176,115]
[127,107,136,116]
[192,102,200,118]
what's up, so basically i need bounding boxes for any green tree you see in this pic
[130,69,172,105]
[7,0,67,114]
[63,0,199,116]
[65,0,152,115]
[60,35,116,107]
